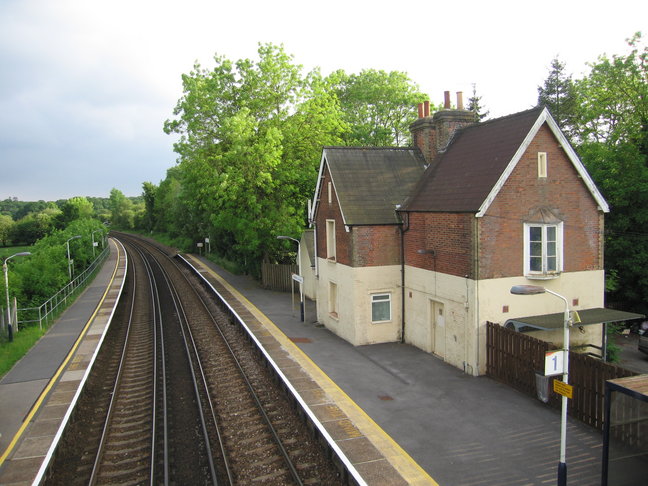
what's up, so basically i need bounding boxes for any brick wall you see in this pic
[314,164,352,266]
[404,212,474,277]
[478,123,603,278]
[352,225,401,267]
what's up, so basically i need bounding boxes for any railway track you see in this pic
[45,234,341,485]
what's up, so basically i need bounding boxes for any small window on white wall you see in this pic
[371,293,391,322]
[538,152,547,178]
[329,281,338,318]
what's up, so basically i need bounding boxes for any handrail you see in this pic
[16,246,110,330]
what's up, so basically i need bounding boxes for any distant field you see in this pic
[0,246,33,259]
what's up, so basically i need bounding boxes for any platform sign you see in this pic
[544,350,565,377]
[553,379,573,399]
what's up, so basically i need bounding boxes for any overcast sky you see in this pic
[1,0,646,202]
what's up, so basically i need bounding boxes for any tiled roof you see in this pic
[402,107,544,212]
[323,147,427,225]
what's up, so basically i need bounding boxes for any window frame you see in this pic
[538,152,547,178]
[371,292,392,323]
[326,219,336,261]
[329,281,338,319]
[523,222,563,278]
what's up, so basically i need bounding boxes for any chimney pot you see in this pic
[457,91,464,110]
[417,103,424,118]
[444,91,451,109]
[424,100,430,117]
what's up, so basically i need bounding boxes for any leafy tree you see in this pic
[141,182,158,232]
[60,196,94,223]
[537,57,579,139]
[109,188,135,229]
[467,83,490,122]
[10,211,57,245]
[328,69,426,146]
[0,214,13,246]
[574,33,648,313]
[164,43,347,272]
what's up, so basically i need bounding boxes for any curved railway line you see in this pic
[44,234,343,485]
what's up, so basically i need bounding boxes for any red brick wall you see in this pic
[314,165,352,265]
[404,212,474,277]
[478,123,603,278]
[352,226,401,267]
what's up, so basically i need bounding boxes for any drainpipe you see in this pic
[399,211,410,344]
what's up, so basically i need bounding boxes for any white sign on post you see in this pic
[544,350,565,376]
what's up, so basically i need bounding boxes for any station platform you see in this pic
[0,239,126,485]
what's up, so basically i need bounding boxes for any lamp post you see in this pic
[510,284,571,486]
[3,252,31,341]
[66,235,82,281]
[277,236,304,322]
[91,229,103,258]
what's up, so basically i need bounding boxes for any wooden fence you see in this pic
[261,262,297,292]
[486,322,637,431]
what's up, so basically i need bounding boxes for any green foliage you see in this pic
[467,83,490,122]
[328,68,427,146]
[0,214,13,246]
[1,219,107,313]
[60,196,94,224]
[163,43,349,273]
[537,57,579,139]
[574,33,648,314]
[605,322,623,363]
[109,188,136,229]
[160,43,427,273]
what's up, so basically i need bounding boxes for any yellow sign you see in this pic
[553,380,573,399]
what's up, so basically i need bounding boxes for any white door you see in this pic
[429,300,445,357]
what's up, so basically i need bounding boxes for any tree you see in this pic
[467,83,489,122]
[60,196,94,223]
[574,33,648,313]
[537,57,579,139]
[109,188,135,229]
[0,214,13,246]
[141,182,157,232]
[328,69,427,146]
[164,44,347,272]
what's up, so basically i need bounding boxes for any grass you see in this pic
[0,245,33,260]
[0,325,46,378]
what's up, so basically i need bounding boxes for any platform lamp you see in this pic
[276,236,304,322]
[66,235,82,281]
[510,284,571,486]
[3,252,31,342]
[91,229,103,258]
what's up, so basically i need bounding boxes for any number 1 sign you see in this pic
[545,350,565,376]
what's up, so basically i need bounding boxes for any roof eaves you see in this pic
[475,107,609,217]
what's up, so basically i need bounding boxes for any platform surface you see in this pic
[187,254,608,486]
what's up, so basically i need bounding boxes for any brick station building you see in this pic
[309,92,610,375]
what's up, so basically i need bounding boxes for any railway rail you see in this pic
[44,233,346,485]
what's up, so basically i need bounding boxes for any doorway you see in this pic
[429,300,445,358]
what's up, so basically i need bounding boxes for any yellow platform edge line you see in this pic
[187,255,439,486]
[0,240,123,466]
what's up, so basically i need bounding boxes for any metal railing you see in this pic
[15,246,110,330]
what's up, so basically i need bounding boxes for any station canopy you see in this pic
[505,308,644,333]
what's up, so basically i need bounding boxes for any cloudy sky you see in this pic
[1,0,646,202]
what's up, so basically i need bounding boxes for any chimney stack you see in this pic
[410,91,476,164]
